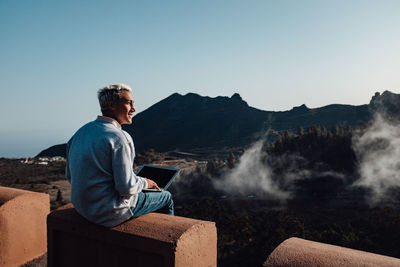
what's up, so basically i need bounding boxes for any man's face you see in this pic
[110,91,135,125]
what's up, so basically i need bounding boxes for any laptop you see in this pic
[136,164,180,192]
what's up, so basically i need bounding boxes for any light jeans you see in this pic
[131,190,174,217]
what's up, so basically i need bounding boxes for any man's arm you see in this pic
[144,178,161,190]
[112,143,148,196]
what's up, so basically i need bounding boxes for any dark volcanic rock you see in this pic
[370,90,400,118]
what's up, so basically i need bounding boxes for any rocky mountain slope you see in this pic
[36,90,399,157]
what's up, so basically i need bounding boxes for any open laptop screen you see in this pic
[136,164,180,189]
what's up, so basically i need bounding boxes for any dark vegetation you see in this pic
[175,198,400,267]
[0,159,65,186]
[134,148,166,166]
[0,158,67,209]
[169,125,400,266]
[268,125,356,173]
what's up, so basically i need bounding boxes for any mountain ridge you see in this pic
[36,90,399,157]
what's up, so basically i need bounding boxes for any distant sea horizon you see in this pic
[0,135,68,159]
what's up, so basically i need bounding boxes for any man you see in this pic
[66,84,174,227]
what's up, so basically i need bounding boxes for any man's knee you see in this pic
[162,191,174,209]
[162,190,172,202]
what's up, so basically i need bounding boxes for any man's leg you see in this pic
[131,190,174,217]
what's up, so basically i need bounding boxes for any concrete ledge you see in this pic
[264,237,400,267]
[0,186,50,267]
[47,203,217,267]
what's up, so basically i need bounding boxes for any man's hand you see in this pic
[145,178,161,190]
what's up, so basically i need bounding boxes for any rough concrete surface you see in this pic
[264,237,400,267]
[47,203,217,267]
[0,186,50,267]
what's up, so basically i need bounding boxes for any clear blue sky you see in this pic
[1,0,399,157]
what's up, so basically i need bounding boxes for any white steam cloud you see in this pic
[353,114,400,204]
[213,140,346,201]
[212,115,400,205]
[213,140,290,201]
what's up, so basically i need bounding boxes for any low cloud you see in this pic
[212,137,348,202]
[352,114,400,205]
[213,140,290,201]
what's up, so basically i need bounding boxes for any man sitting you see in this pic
[66,84,174,227]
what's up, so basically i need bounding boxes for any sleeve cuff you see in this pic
[142,177,148,189]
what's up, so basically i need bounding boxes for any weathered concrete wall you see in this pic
[0,186,50,267]
[264,237,400,267]
[47,203,217,267]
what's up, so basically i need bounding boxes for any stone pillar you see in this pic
[47,203,217,267]
[0,186,50,267]
[264,237,400,267]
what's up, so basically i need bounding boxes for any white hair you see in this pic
[97,84,132,113]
